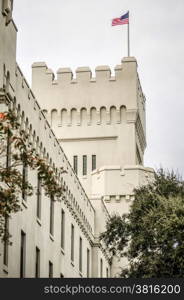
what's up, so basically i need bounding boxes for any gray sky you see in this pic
[13,0,184,175]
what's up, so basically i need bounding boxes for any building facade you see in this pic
[0,0,153,278]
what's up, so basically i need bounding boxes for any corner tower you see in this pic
[32,57,153,214]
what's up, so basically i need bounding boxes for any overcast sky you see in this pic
[13,0,184,175]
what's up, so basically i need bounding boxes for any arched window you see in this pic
[71,108,77,125]
[61,109,67,126]
[120,105,126,122]
[51,109,58,127]
[42,109,48,117]
[110,106,116,124]
[81,108,87,125]
[100,107,106,124]
[90,107,97,124]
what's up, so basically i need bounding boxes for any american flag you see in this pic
[112,11,129,26]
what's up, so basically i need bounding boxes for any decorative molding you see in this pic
[50,106,127,127]
[59,136,117,142]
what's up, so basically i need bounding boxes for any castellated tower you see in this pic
[32,58,153,216]
[0,0,153,278]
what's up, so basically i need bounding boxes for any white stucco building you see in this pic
[0,0,153,278]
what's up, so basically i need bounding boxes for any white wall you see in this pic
[0,3,110,278]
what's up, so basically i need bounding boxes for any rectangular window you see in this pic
[100,258,103,278]
[92,155,96,171]
[82,155,87,176]
[6,130,11,169]
[71,224,74,262]
[50,197,54,236]
[22,161,28,201]
[37,174,42,219]
[3,216,9,266]
[79,237,82,273]
[49,261,53,278]
[20,230,26,278]
[35,247,40,278]
[73,156,78,175]
[61,209,65,250]
[3,131,11,266]
[87,248,90,278]
[106,268,109,278]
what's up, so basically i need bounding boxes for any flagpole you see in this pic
[127,11,130,56]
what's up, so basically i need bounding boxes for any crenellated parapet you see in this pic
[32,57,145,131]
[91,165,154,215]
[32,57,147,169]
[32,57,137,86]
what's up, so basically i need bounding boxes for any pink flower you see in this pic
[0,113,5,119]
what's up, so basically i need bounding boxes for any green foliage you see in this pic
[0,109,65,243]
[35,158,65,200]
[100,169,184,277]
